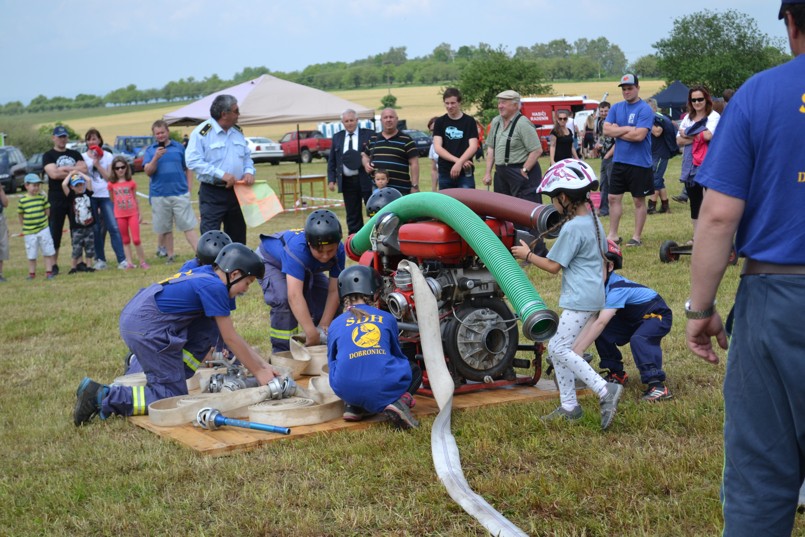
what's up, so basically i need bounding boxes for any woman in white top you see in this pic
[676,86,720,240]
[83,129,127,269]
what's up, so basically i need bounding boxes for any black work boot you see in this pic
[647,200,657,215]
[659,200,670,213]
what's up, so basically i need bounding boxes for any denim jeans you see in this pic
[438,171,476,190]
[92,196,125,263]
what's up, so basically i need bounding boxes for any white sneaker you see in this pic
[93,260,107,270]
[118,260,129,270]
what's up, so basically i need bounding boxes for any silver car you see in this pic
[246,137,283,165]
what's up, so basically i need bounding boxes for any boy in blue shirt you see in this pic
[257,210,345,352]
[573,239,673,401]
[327,265,419,429]
[74,243,280,425]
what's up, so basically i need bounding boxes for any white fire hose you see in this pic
[399,260,528,537]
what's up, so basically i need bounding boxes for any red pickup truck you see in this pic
[278,130,332,163]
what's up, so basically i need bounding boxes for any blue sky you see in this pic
[0,0,787,105]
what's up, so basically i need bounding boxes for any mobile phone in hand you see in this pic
[158,141,166,148]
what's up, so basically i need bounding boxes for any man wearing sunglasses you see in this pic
[603,74,654,248]
[186,94,254,245]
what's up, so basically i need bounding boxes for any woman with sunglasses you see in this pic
[676,86,720,242]
[549,110,579,166]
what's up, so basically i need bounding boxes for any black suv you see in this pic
[0,146,28,193]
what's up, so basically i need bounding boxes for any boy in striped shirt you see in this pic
[18,174,56,280]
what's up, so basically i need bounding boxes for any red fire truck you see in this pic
[519,96,600,153]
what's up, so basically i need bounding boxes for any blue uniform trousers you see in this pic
[595,297,671,384]
[721,275,805,537]
[103,285,199,417]
[258,246,328,352]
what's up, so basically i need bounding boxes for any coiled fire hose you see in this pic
[399,260,528,537]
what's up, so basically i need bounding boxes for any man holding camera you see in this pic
[143,120,198,261]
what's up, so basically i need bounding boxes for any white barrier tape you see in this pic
[400,259,528,537]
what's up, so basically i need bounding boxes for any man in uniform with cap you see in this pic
[186,94,254,245]
[686,1,805,534]
[482,90,542,204]
[43,126,88,275]
[327,109,374,235]
[603,74,653,248]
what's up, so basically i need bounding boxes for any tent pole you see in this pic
[296,123,302,208]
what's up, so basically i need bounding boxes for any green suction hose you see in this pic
[349,193,558,341]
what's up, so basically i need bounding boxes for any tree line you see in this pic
[0,10,790,118]
[2,38,629,114]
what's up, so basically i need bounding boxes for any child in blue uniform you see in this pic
[512,159,622,430]
[327,265,419,429]
[180,230,232,272]
[125,230,234,375]
[572,239,673,401]
[257,210,345,352]
[74,243,280,426]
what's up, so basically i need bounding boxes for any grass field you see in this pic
[3,91,803,535]
[3,154,801,536]
[37,80,667,144]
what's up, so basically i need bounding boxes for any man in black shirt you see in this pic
[432,87,479,190]
[42,126,87,275]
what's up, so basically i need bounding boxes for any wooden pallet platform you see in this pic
[130,378,574,456]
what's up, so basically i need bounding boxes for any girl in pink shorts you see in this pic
[109,157,149,270]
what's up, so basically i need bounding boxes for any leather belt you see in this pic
[742,259,805,276]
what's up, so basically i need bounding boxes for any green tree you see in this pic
[654,9,789,94]
[458,48,552,123]
[1,101,25,115]
[630,55,661,78]
[431,42,454,63]
[380,94,398,109]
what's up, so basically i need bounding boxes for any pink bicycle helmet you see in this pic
[537,158,599,197]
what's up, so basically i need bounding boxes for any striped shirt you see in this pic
[363,131,418,194]
[18,194,50,234]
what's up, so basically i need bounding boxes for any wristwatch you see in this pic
[410,184,420,190]
[684,299,716,320]
[522,167,529,174]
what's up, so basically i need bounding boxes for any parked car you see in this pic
[27,152,44,179]
[246,136,283,165]
[278,130,332,163]
[0,146,29,193]
[114,135,155,159]
[402,129,433,157]
[132,146,147,173]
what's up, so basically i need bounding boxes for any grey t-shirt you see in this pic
[546,214,606,311]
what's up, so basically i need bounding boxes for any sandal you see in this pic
[624,238,642,247]
[610,237,622,246]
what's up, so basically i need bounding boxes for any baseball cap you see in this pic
[25,173,42,184]
[496,90,521,100]
[779,0,805,18]
[52,126,69,137]
[69,175,86,186]
[618,74,639,87]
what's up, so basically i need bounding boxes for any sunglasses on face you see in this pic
[690,98,705,103]
[558,117,568,121]
[114,166,127,170]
